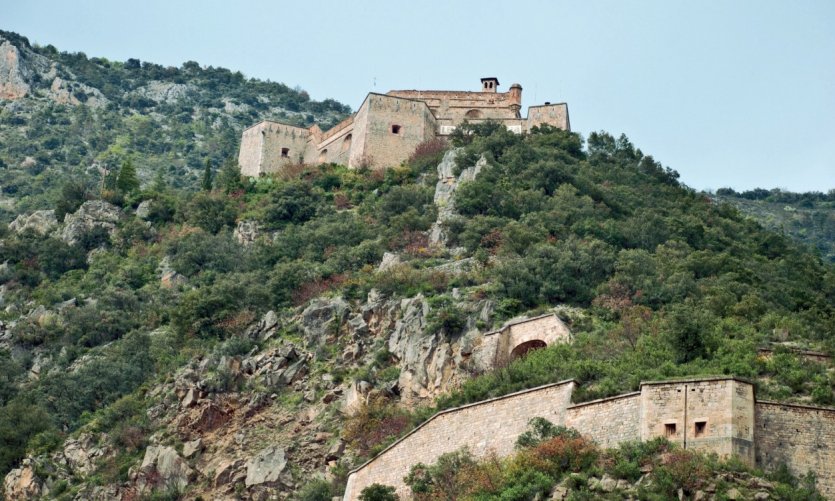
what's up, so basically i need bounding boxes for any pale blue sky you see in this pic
[5,0,834,192]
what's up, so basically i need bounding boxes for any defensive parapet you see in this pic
[342,376,835,499]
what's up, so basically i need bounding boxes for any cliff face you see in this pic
[0,40,32,100]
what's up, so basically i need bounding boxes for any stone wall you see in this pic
[755,402,835,499]
[354,94,436,169]
[237,121,312,176]
[342,381,576,499]
[342,377,835,500]
[527,103,570,131]
[566,393,641,448]
[640,378,755,464]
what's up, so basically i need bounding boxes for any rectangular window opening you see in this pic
[391,124,401,134]
[281,147,290,158]
[695,421,706,437]
[664,423,676,437]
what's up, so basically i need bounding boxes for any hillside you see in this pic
[711,188,835,264]
[0,30,350,219]
[0,34,834,501]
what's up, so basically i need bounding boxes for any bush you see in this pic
[359,483,398,501]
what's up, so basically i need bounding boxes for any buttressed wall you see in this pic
[238,77,570,175]
[342,377,835,500]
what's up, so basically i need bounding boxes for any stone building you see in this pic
[238,78,570,176]
[342,376,835,500]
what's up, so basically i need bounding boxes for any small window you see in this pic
[665,423,676,437]
[391,125,401,134]
[695,421,706,437]
[281,147,290,158]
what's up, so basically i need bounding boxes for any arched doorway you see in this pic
[318,149,328,163]
[510,340,547,360]
[342,134,352,152]
[465,109,483,119]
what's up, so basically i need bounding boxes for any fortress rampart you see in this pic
[238,77,570,174]
[343,377,835,500]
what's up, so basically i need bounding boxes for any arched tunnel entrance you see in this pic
[510,340,547,360]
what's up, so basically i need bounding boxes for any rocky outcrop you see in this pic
[9,210,58,235]
[2,460,41,499]
[244,446,287,487]
[233,220,262,246]
[0,39,32,100]
[300,297,349,345]
[61,433,109,475]
[131,81,195,104]
[429,149,486,245]
[135,445,193,493]
[60,200,121,245]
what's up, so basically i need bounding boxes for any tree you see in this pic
[215,157,244,193]
[201,159,213,191]
[116,159,139,193]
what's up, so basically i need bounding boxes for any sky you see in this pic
[4,0,834,192]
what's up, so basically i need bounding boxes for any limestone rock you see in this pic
[234,220,262,246]
[60,200,121,245]
[132,81,194,104]
[429,150,485,245]
[245,446,287,487]
[139,445,193,492]
[300,297,349,344]
[135,200,152,220]
[2,460,41,500]
[9,210,58,235]
[183,438,203,459]
[62,433,108,475]
[377,251,401,272]
[0,39,32,100]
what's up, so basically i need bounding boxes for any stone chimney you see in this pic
[480,77,499,93]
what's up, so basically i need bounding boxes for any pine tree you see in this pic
[116,159,139,193]
[202,159,213,191]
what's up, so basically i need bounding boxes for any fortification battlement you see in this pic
[238,77,570,176]
[343,377,835,500]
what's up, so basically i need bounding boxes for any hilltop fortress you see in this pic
[238,78,569,175]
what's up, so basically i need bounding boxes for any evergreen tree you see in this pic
[116,159,139,193]
[202,159,213,191]
[215,157,243,193]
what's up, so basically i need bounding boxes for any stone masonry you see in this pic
[342,376,835,500]
[238,77,570,175]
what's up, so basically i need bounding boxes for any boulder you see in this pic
[377,252,401,272]
[139,445,193,492]
[60,200,121,245]
[9,210,57,235]
[245,446,287,487]
[182,438,203,459]
[300,297,349,344]
[135,200,152,220]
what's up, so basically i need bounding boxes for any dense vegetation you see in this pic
[713,188,835,263]
[0,30,350,219]
[1,120,833,490]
